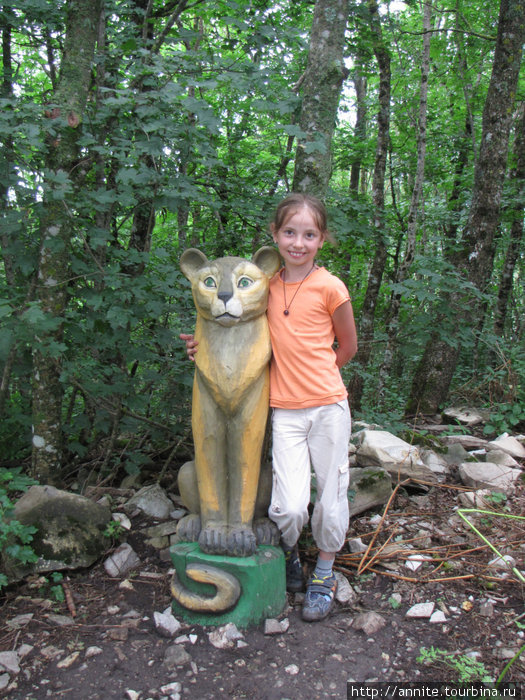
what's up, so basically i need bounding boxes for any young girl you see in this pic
[181,193,358,622]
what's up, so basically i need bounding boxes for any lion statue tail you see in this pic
[170,563,241,613]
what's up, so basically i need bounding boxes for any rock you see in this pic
[208,622,244,649]
[160,681,183,696]
[154,609,182,638]
[103,543,141,577]
[405,555,432,571]
[285,664,300,675]
[458,462,521,494]
[2,485,111,582]
[348,467,393,516]
[485,450,521,468]
[57,651,80,668]
[353,611,387,635]
[46,614,75,626]
[355,430,437,482]
[458,490,496,508]
[85,646,103,658]
[0,674,9,691]
[164,644,191,668]
[264,618,289,635]
[441,435,488,450]
[406,602,435,618]
[6,613,33,630]
[420,449,449,477]
[348,537,368,553]
[488,554,516,571]
[429,611,447,623]
[442,407,487,427]
[112,512,132,530]
[334,572,357,604]
[0,651,20,675]
[442,442,473,466]
[487,435,525,460]
[124,484,173,519]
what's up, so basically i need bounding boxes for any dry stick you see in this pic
[357,478,411,576]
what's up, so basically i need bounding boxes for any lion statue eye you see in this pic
[237,276,253,289]
[203,276,216,288]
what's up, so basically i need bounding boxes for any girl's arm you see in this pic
[332,301,358,368]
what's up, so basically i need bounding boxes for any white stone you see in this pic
[85,646,103,658]
[429,610,447,623]
[335,572,357,604]
[355,430,436,482]
[405,555,433,572]
[406,602,435,618]
[208,622,244,649]
[487,435,525,460]
[264,618,289,635]
[154,610,182,638]
[6,614,34,630]
[458,462,521,494]
[285,664,299,675]
[348,537,368,553]
[488,554,516,571]
[125,484,174,519]
[103,543,141,577]
[160,682,182,695]
[0,675,9,691]
[0,651,20,675]
[17,644,33,659]
[353,611,387,635]
[112,512,132,530]
[458,490,495,508]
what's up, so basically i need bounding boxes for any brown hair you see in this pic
[270,193,335,244]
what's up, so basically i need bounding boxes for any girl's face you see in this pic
[272,206,325,278]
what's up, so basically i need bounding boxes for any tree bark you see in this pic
[406,0,525,416]
[494,105,525,337]
[377,0,432,398]
[31,0,102,483]
[292,0,349,197]
[347,0,391,410]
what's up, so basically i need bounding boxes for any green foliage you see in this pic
[0,468,38,589]
[0,0,522,484]
[417,646,493,684]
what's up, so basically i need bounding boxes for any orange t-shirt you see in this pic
[267,267,350,409]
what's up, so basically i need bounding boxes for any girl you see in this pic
[181,193,358,622]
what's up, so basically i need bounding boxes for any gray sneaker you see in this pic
[302,571,337,622]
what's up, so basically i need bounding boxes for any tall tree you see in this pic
[377,0,432,398]
[347,0,391,410]
[31,0,102,482]
[494,106,524,338]
[293,0,350,197]
[406,0,525,415]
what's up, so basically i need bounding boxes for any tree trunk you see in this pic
[349,70,368,193]
[347,0,391,410]
[377,0,432,399]
[31,0,102,483]
[406,0,525,416]
[494,105,525,337]
[292,0,349,197]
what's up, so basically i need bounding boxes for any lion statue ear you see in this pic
[180,248,208,280]
[252,246,281,278]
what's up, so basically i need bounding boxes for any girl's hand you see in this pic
[179,333,198,361]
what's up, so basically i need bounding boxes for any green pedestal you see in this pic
[170,542,286,628]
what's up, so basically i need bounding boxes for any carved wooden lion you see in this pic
[175,246,281,560]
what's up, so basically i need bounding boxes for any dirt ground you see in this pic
[1,480,524,700]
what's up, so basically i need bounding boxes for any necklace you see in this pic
[282,264,316,316]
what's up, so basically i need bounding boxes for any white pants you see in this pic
[268,400,351,553]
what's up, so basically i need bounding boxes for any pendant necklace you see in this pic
[282,264,316,316]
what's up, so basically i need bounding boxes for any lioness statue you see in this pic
[175,246,281,561]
